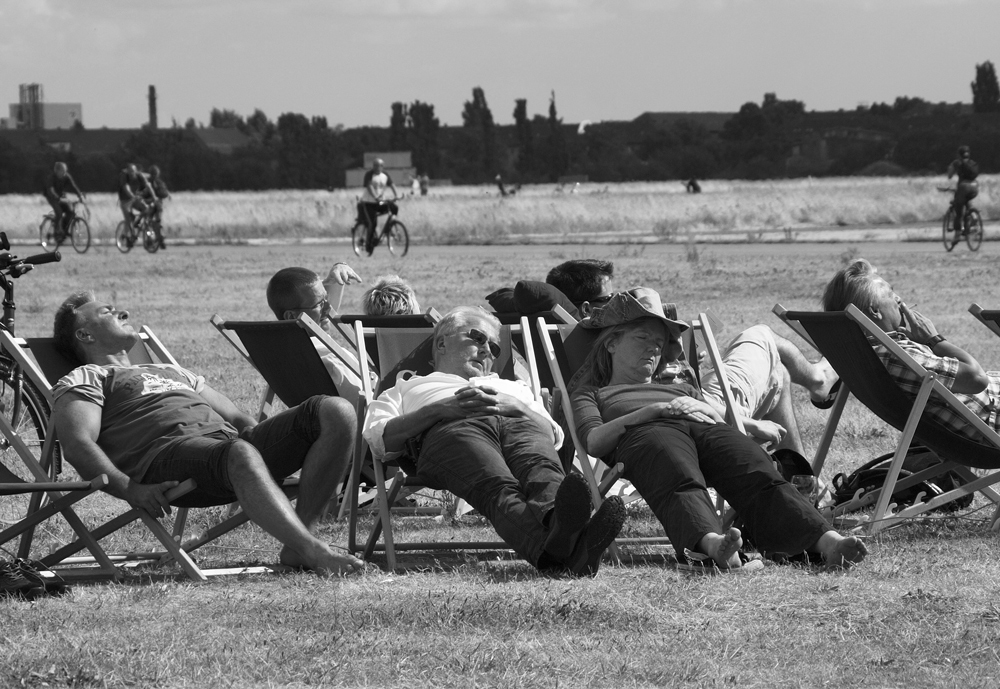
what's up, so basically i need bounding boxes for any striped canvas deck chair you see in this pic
[774,304,1000,533]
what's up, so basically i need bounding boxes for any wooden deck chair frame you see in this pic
[536,311,744,558]
[774,304,1000,533]
[1,328,278,581]
[350,315,543,571]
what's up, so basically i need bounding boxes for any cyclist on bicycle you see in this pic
[358,158,399,254]
[141,165,171,249]
[947,145,979,235]
[43,162,85,235]
[117,163,152,237]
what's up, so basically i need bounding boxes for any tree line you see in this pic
[1,61,999,194]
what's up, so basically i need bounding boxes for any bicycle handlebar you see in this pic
[21,251,62,266]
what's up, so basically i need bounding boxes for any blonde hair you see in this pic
[362,275,420,316]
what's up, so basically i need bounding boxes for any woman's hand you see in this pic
[657,396,719,424]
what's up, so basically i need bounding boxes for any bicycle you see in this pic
[939,187,984,252]
[0,234,63,535]
[351,199,409,257]
[115,208,161,254]
[39,200,91,254]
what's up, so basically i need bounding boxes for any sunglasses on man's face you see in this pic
[464,328,501,358]
[293,296,330,314]
[586,294,615,306]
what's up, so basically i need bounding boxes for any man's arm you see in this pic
[52,397,179,518]
[67,174,85,201]
[198,383,257,433]
[323,262,362,312]
[899,303,988,394]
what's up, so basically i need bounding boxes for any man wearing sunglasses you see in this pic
[363,306,625,576]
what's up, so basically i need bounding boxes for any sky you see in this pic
[2,0,999,130]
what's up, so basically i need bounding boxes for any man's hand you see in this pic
[452,385,527,418]
[897,302,939,345]
[124,479,179,519]
[324,263,362,286]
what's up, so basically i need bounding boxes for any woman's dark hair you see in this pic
[579,319,671,388]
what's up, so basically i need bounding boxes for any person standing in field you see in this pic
[142,165,171,250]
[43,162,85,235]
[946,145,979,234]
[358,159,399,255]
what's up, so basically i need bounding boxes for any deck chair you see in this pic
[774,304,1000,533]
[1,328,277,581]
[0,451,114,580]
[351,316,541,570]
[536,311,744,557]
[210,312,370,519]
[970,303,1000,339]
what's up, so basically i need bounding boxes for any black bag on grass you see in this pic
[830,445,972,513]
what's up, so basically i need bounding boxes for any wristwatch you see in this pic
[925,334,946,348]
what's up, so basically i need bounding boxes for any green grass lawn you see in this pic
[4,240,1000,688]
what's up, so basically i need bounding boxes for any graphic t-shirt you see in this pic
[52,364,235,480]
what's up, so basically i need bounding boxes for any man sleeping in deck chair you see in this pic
[50,291,363,576]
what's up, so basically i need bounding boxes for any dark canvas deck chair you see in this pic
[210,312,367,519]
[2,327,276,581]
[970,303,1000,339]
[774,304,1000,533]
[351,315,542,570]
[535,309,743,557]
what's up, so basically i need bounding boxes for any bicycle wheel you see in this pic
[385,220,409,257]
[115,221,133,253]
[39,216,57,252]
[0,370,59,555]
[143,223,160,253]
[70,217,91,254]
[942,208,958,252]
[966,209,984,251]
[351,221,368,257]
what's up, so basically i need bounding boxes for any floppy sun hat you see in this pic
[580,287,688,336]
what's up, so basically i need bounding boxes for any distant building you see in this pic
[345,151,416,188]
[4,102,83,130]
[0,126,249,157]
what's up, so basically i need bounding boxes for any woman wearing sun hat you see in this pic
[569,288,867,571]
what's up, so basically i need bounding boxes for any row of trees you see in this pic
[2,62,1000,193]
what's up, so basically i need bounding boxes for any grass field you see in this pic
[4,241,1000,687]
[1,174,997,246]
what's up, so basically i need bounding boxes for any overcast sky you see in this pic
[2,0,997,130]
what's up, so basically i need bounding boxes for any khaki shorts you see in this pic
[700,324,782,419]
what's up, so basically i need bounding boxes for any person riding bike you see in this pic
[43,162,85,236]
[358,158,399,255]
[117,163,153,238]
[947,145,979,235]
[141,165,171,250]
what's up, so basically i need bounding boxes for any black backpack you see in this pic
[830,445,972,513]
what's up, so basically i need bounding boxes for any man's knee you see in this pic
[317,395,356,431]
[227,438,269,476]
[297,395,356,442]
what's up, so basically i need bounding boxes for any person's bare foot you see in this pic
[699,527,743,569]
[280,544,364,576]
[815,532,867,569]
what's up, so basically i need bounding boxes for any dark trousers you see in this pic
[614,419,828,558]
[417,416,564,565]
[954,181,979,230]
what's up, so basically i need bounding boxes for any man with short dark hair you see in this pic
[546,259,615,316]
[50,291,363,576]
[363,306,626,576]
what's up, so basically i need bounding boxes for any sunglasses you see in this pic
[292,296,330,314]
[586,294,616,306]
[465,328,501,358]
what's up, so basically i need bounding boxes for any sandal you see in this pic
[811,379,842,410]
